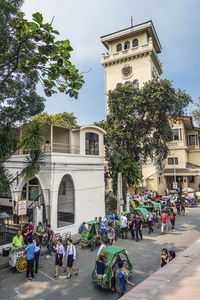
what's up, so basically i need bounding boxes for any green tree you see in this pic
[106,79,191,202]
[32,112,78,128]
[193,102,200,126]
[0,1,84,191]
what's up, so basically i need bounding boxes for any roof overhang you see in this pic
[100,20,162,54]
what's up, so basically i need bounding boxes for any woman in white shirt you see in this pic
[65,239,78,279]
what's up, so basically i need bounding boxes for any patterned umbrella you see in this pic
[183,187,195,193]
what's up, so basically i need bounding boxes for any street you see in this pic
[1,207,200,300]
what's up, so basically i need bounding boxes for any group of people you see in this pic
[12,221,78,281]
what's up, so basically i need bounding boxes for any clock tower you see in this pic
[100,20,163,114]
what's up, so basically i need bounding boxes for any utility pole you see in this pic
[117,172,123,213]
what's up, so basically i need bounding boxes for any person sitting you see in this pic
[96,255,110,285]
[97,239,108,257]
[160,248,169,268]
[12,230,24,249]
[168,250,176,262]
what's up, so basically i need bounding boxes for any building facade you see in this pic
[0,124,106,247]
[100,21,200,194]
[100,20,163,113]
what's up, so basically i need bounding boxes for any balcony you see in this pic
[15,143,80,155]
[101,42,163,72]
[188,144,200,151]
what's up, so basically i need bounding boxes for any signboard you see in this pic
[18,200,27,216]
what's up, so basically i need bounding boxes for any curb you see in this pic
[0,238,80,271]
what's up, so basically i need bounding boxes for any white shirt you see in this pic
[66,244,76,259]
[121,216,128,228]
[97,243,106,256]
[33,240,40,252]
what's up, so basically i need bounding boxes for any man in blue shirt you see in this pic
[24,238,35,280]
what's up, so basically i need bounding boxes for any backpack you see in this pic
[170,213,174,221]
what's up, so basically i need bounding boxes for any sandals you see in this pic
[66,275,71,279]
[54,274,59,277]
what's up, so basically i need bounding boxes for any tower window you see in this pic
[124,41,130,50]
[132,39,138,47]
[116,44,122,52]
[133,79,139,88]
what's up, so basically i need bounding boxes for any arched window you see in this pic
[133,79,139,88]
[116,44,122,52]
[85,133,99,155]
[132,39,138,47]
[124,41,130,50]
[57,175,74,228]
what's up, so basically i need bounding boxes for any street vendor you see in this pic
[12,230,24,248]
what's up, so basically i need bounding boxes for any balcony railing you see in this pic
[188,144,200,150]
[15,143,80,155]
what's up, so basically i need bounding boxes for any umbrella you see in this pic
[183,187,195,193]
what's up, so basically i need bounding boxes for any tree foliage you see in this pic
[32,112,77,128]
[106,79,192,197]
[0,1,84,191]
[193,102,200,127]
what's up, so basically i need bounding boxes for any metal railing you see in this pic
[14,143,80,155]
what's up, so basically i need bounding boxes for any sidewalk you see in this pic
[122,238,200,300]
[0,234,80,271]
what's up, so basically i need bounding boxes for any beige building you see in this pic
[100,20,162,113]
[101,21,200,194]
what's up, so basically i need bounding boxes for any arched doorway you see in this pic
[21,178,46,226]
[57,175,75,228]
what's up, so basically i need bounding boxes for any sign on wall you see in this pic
[18,200,27,216]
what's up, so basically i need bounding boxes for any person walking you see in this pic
[128,213,135,240]
[181,201,185,216]
[120,213,128,239]
[161,210,168,234]
[107,223,115,245]
[65,239,78,279]
[46,224,54,258]
[53,239,65,277]
[146,211,153,234]
[176,201,181,215]
[24,238,35,280]
[133,215,143,242]
[114,260,134,298]
[169,208,176,231]
[156,209,161,229]
[33,235,41,274]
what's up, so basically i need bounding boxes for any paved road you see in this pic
[1,207,200,300]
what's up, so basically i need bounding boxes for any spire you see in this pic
[131,16,133,27]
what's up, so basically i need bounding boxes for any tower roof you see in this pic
[100,20,162,53]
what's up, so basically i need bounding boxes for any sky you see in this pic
[22,0,200,125]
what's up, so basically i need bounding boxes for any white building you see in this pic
[1,124,106,237]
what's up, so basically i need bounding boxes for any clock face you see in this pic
[122,65,132,77]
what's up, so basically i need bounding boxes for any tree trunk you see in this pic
[122,177,127,211]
